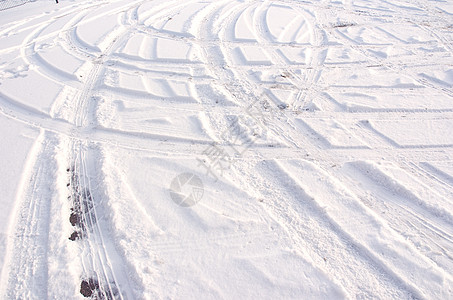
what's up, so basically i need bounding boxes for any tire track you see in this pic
[341,161,453,278]
[231,159,418,299]
[67,142,133,299]
[0,131,57,299]
[60,3,145,298]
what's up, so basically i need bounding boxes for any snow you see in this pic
[0,114,39,280]
[0,0,453,299]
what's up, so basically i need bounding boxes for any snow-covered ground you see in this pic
[0,0,452,298]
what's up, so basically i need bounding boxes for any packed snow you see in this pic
[0,0,452,299]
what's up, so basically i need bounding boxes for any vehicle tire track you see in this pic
[0,131,57,299]
[61,3,144,298]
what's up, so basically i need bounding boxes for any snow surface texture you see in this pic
[0,0,452,299]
